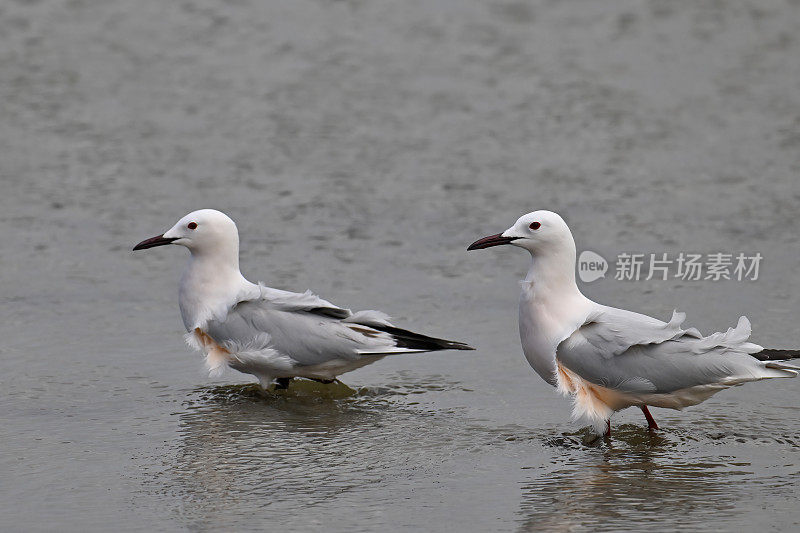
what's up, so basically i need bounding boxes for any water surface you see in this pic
[1,0,799,531]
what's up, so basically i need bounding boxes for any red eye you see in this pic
[529,222,541,230]
[187,222,197,230]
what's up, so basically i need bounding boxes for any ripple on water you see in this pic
[148,374,515,527]
[139,380,800,531]
[517,421,800,532]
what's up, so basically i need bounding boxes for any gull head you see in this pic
[133,209,239,255]
[467,210,574,254]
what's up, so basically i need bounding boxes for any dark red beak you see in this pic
[133,234,177,251]
[467,233,519,251]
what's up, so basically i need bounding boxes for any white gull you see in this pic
[468,210,798,436]
[134,209,472,389]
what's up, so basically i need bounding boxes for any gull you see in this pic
[134,209,472,389]
[468,210,799,436]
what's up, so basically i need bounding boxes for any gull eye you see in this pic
[187,222,197,230]
[529,221,541,230]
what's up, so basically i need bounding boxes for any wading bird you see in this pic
[468,210,798,436]
[134,209,472,389]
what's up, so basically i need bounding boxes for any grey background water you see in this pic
[1,0,799,531]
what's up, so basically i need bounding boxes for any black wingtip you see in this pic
[368,324,474,352]
[752,349,800,361]
[440,341,476,351]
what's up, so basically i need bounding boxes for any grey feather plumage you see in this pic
[206,298,393,367]
[556,307,795,395]
[204,284,471,374]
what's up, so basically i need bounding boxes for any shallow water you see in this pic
[2,0,800,531]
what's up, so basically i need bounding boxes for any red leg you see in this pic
[640,405,659,430]
[604,419,611,438]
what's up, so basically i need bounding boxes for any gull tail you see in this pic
[366,324,474,353]
[752,349,800,362]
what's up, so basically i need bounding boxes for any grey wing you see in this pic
[251,285,403,327]
[204,299,405,366]
[254,284,353,319]
[556,307,792,394]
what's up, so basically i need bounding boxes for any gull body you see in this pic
[134,209,472,388]
[469,210,798,435]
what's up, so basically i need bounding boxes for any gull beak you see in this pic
[133,234,178,251]
[467,233,519,250]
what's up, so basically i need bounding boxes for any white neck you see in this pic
[178,244,253,331]
[522,237,583,301]
[517,238,593,386]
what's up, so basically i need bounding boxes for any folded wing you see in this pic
[204,286,471,367]
[556,306,796,395]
